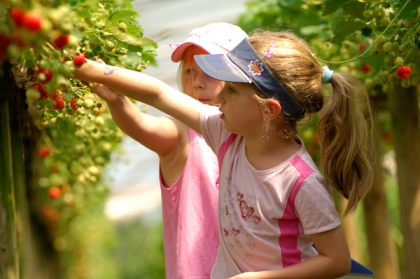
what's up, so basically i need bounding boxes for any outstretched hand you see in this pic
[92,82,124,103]
[89,58,125,103]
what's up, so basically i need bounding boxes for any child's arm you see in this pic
[73,59,204,133]
[229,226,351,279]
[91,83,188,158]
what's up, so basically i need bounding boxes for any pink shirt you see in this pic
[199,106,341,278]
[160,127,220,279]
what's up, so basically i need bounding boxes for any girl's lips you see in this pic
[219,110,225,119]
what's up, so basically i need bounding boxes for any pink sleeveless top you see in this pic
[160,127,220,279]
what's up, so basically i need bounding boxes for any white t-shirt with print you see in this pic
[199,106,341,279]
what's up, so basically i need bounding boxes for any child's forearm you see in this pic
[73,60,203,132]
[230,254,350,279]
[74,60,165,105]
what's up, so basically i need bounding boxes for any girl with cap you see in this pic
[74,30,376,278]
[87,22,247,279]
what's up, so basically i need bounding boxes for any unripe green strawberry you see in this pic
[382,42,393,52]
[363,10,372,19]
[105,40,115,50]
[118,22,127,32]
[380,17,390,26]
[83,99,94,108]
[381,70,389,79]
[26,87,41,101]
[394,56,404,66]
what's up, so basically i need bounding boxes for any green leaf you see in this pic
[323,0,353,16]
[109,10,138,22]
[139,37,158,49]
[397,2,418,20]
[363,52,386,70]
[300,24,327,36]
[343,1,365,19]
[332,20,366,43]
[114,33,144,46]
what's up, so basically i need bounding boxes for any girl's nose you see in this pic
[193,71,206,90]
[216,90,225,104]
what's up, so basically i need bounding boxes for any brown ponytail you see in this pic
[249,30,377,215]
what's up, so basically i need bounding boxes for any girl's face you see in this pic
[181,47,224,106]
[216,82,263,135]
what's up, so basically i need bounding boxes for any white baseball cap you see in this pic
[170,22,248,62]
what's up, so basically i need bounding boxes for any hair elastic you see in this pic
[322,66,334,83]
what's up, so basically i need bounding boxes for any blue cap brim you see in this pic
[194,38,306,120]
[194,54,250,83]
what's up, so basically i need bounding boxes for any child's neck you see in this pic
[244,134,300,170]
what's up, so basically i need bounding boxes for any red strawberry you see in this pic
[358,43,366,53]
[0,34,11,61]
[36,68,53,84]
[54,33,69,49]
[52,96,65,110]
[48,187,62,199]
[22,13,42,32]
[73,55,86,67]
[39,146,52,158]
[70,99,78,111]
[10,7,26,27]
[31,83,48,99]
[396,65,411,79]
[11,32,25,48]
[52,91,62,98]
[361,64,372,73]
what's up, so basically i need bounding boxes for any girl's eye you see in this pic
[185,68,195,75]
[228,86,236,93]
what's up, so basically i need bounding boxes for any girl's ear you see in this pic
[266,99,281,120]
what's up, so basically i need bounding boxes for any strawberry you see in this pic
[361,64,372,73]
[10,7,26,27]
[39,146,52,158]
[396,65,411,79]
[73,55,86,67]
[36,68,53,84]
[31,83,48,99]
[358,43,366,53]
[22,13,42,32]
[48,186,62,199]
[52,96,66,110]
[70,99,78,111]
[54,33,69,49]
[0,34,11,61]
[11,32,25,48]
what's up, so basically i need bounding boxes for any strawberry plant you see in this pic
[1,0,157,277]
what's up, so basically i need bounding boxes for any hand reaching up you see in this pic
[92,82,125,103]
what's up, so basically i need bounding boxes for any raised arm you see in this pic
[73,59,204,133]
